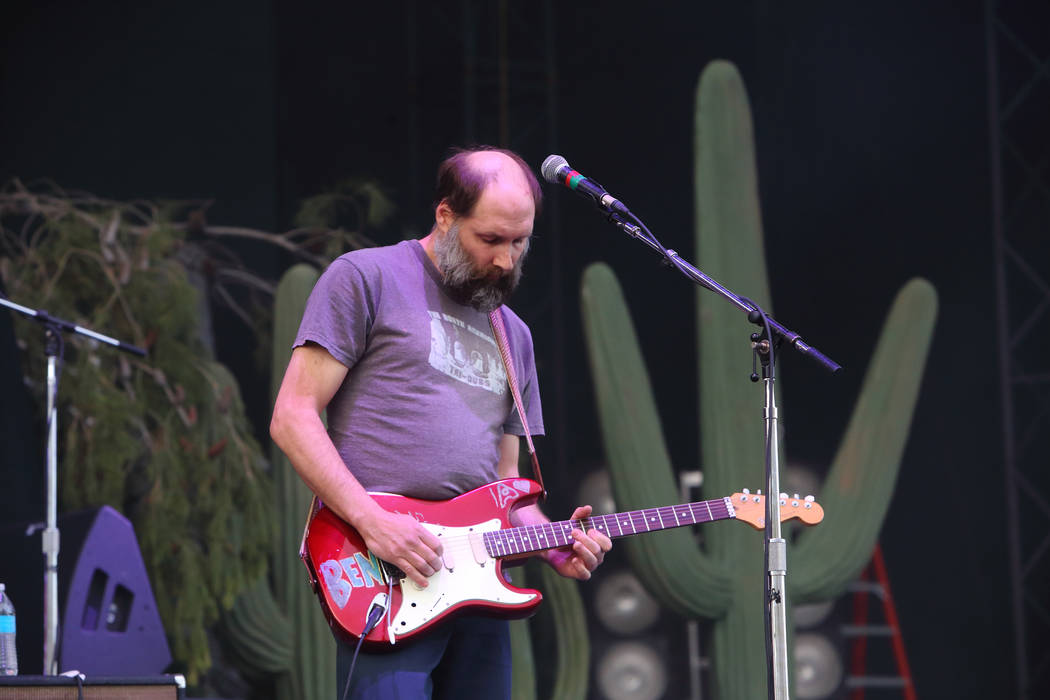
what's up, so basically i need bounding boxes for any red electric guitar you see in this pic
[300,478,823,649]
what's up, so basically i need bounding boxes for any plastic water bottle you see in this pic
[0,583,17,675]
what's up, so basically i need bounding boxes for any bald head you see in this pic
[432,146,543,219]
[468,151,531,195]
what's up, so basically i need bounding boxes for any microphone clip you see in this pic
[605,211,643,239]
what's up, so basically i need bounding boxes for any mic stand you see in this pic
[602,210,839,700]
[0,295,145,674]
[753,329,790,699]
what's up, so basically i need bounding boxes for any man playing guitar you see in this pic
[270,147,612,699]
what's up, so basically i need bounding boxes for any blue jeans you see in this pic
[336,616,512,699]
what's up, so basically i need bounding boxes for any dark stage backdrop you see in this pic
[0,1,1022,696]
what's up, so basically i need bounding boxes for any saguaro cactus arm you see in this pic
[581,262,733,619]
[540,565,591,700]
[221,577,294,678]
[791,278,938,602]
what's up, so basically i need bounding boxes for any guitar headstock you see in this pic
[731,489,825,530]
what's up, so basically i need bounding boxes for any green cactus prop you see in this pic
[580,60,937,698]
[508,434,591,700]
[509,561,590,700]
[220,576,294,679]
[222,263,333,699]
[269,263,335,699]
[538,565,591,699]
[510,615,538,700]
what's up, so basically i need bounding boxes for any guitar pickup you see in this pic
[468,532,489,565]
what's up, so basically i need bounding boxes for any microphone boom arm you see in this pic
[604,212,840,373]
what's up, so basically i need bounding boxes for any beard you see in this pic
[434,222,528,312]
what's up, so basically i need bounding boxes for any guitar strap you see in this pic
[489,306,547,501]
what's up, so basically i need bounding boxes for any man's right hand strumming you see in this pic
[353,504,444,589]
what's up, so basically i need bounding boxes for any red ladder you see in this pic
[844,544,917,699]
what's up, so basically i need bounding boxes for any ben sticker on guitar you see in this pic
[270,147,613,699]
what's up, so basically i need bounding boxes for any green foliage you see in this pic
[0,173,395,691]
[293,178,391,262]
[0,186,272,682]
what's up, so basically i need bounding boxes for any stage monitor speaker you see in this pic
[0,674,184,699]
[0,506,172,676]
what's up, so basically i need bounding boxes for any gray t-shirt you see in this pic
[294,239,544,500]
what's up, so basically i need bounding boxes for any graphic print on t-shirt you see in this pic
[428,310,507,395]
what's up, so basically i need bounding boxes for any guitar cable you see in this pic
[385,575,395,644]
[341,590,389,700]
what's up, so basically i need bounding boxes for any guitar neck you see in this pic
[483,497,734,559]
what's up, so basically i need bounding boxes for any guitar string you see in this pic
[382,502,737,563]
[355,497,816,577]
[404,497,812,560]
[339,499,809,584]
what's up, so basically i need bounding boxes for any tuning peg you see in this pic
[756,489,762,495]
[742,488,750,495]
[779,492,788,500]
[793,493,800,500]
[805,495,815,502]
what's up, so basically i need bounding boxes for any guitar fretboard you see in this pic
[482,497,734,558]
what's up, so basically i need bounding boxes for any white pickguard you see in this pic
[389,518,538,640]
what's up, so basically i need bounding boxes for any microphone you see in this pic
[540,155,630,214]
